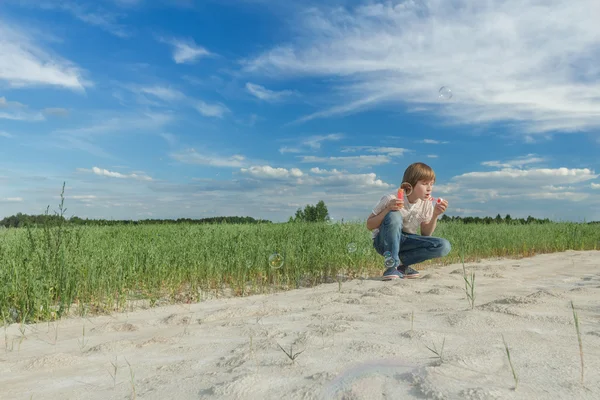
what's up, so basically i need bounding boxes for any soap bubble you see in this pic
[383,251,392,259]
[326,218,335,226]
[320,359,421,399]
[384,257,395,268]
[438,86,452,100]
[347,243,357,253]
[268,253,284,269]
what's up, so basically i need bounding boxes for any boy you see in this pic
[366,162,451,280]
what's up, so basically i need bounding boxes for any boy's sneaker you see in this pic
[398,265,420,279]
[382,267,404,281]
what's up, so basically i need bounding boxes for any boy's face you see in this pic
[414,179,434,200]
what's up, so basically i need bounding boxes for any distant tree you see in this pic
[290,200,329,222]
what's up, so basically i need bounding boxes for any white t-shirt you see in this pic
[370,193,434,239]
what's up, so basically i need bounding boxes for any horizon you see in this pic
[1,0,599,224]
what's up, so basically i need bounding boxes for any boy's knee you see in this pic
[438,238,451,256]
[383,211,403,227]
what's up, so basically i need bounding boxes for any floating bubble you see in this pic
[383,251,392,259]
[320,359,421,400]
[384,257,395,268]
[347,243,357,253]
[438,86,452,100]
[326,218,335,226]
[268,253,284,269]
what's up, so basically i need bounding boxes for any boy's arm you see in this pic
[421,200,448,236]
[420,216,438,236]
[366,210,389,231]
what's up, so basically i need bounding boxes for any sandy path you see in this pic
[2,250,600,399]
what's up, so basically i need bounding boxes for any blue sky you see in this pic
[1,0,599,223]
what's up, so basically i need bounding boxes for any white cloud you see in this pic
[482,154,546,168]
[81,167,153,181]
[455,167,597,188]
[170,149,246,167]
[592,183,600,189]
[427,154,438,158]
[0,131,13,138]
[278,146,303,154]
[0,19,86,90]
[436,166,598,206]
[240,165,391,189]
[195,101,230,118]
[244,0,600,134]
[420,139,448,144]
[161,37,212,64]
[240,165,304,179]
[246,82,294,102]
[0,197,23,203]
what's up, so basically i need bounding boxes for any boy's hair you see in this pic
[402,162,436,188]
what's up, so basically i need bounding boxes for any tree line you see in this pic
[2,201,597,229]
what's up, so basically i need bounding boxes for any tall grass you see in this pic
[1,215,599,323]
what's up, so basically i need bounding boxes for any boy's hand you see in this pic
[433,199,448,216]
[386,197,404,212]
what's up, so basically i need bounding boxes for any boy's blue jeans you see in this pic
[373,211,451,269]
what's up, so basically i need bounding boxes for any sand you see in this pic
[2,250,600,400]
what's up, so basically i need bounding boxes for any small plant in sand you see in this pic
[570,301,584,384]
[501,334,518,390]
[277,342,305,364]
[108,356,119,388]
[77,322,88,352]
[125,357,136,399]
[424,337,445,363]
[461,248,476,309]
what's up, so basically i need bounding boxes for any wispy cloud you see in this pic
[136,85,186,102]
[0,20,86,90]
[159,37,213,64]
[278,133,344,154]
[7,1,131,38]
[341,146,410,157]
[299,155,391,167]
[246,82,294,102]
[245,0,600,134]
[49,112,173,157]
[482,154,546,169]
[0,97,26,108]
[0,197,23,203]
[0,97,45,121]
[170,149,246,167]
[195,101,230,118]
[42,107,70,117]
[0,131,13,138]
[591,183,600,189]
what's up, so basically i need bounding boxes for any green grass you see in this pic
[0,220,599,323]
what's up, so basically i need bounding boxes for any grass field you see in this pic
[1,220,599,324]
